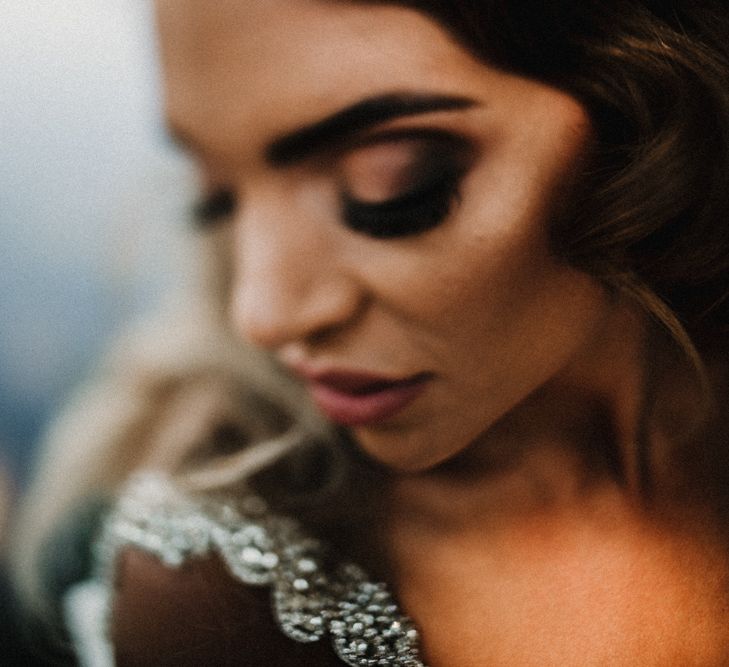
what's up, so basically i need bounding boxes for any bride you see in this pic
[13,1,729,665]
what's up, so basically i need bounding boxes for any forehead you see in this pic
[154,0,486,159]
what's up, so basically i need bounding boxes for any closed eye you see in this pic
[339,131,473,239]
[342,167,463,239]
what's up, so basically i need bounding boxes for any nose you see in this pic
[228,191,362,350]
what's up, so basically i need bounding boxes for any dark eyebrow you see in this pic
[266,92,476,167]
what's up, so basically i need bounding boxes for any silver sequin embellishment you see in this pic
[93,473,426,667]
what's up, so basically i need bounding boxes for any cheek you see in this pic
[346,230,608,472]
[366,128,592,343]
[353,146,564,326]
[362,222,552,341]
[433,230,606,381]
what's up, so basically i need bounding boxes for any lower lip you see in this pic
[309,376,430,427]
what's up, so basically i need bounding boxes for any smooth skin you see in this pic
[156,1,729,664]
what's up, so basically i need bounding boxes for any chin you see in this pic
[351,425,454,474]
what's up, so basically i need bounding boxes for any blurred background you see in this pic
[0,0,196,497]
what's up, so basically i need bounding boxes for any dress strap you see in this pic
[66,472,426,667]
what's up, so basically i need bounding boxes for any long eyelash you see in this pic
[192,189,237,228]
[342,169,463,239]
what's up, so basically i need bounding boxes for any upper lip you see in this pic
[286,364,429,394]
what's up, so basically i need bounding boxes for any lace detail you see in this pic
[90,472,426,667]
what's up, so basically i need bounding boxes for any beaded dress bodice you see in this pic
[63,472,426,667]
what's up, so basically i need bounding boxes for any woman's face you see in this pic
[157,0,612,471]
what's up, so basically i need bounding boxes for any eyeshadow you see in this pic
[340,133,471,238]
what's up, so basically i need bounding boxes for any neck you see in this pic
[388,302,652,534]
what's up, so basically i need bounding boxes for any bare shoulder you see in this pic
[391,489,729,667]
[112,549,340,667]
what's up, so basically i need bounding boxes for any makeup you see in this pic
[296,370,432,426]
[341,166,462,238]
[340,130,472,238]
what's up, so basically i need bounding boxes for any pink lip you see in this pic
[291,368,432,426]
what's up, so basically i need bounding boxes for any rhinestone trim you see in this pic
[93,472,426,667]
